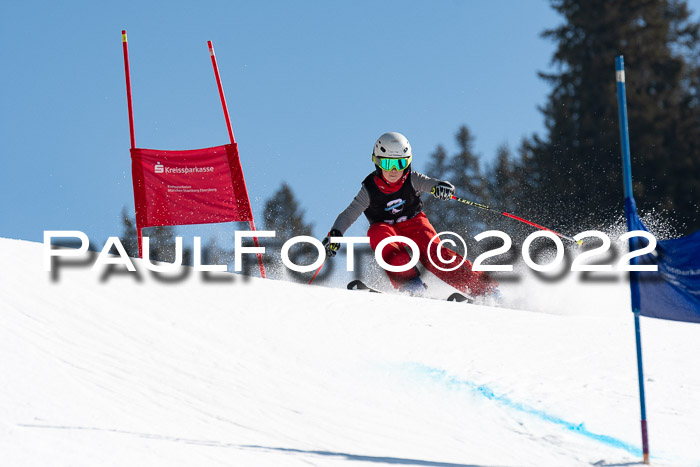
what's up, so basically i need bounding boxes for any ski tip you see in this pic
[447,292,474,303]
[347,280,381,293]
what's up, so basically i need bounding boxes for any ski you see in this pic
[347,279,382,293]
[447,292,472,303]
[347,280,474,303]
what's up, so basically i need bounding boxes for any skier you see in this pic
[322,132,497,297]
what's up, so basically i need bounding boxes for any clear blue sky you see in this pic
[2,0,699,245]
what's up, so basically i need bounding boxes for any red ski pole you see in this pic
[434,188,582,245]
[308,260,326,285]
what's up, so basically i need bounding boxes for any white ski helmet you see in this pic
[371,132,413,171]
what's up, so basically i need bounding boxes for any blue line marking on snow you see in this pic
[405,363,642,457]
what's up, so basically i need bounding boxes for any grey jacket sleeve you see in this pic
[411,171,448,194]
[330,186,371,235]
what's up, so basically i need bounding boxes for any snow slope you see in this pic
[1,238,699,466]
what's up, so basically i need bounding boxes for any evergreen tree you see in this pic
[425,144,450,179]
[422,144,451,231]
[484,141,562,244]
[118,208,183,263]
[487,144,520,213]
[119,207,139,258]
[423,125,488,236]
[262,183,314,280]
[529,0,700,233]
[263,182,314,238]
[202,236,233,270]
[452,126,488,202]
[145,225,180,263]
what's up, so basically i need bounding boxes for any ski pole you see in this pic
[434,188,582,245]
[308,259,326,285]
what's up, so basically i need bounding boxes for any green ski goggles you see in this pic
[372,154,412,171]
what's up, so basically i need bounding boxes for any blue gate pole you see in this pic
[615,55,650,464]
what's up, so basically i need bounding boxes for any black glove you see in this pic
[431,181,455,200]
[322,229,342,257]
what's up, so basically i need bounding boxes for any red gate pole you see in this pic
[208,41,266,279]
[122,30,144,257]
[122,30,136,149]
[208,41,236,144]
